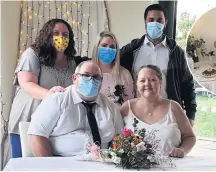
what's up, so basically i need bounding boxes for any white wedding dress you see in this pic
[124,100,181,155]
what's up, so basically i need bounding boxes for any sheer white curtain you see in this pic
[18,0,109,58]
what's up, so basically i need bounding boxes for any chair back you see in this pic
[19,122,34,157]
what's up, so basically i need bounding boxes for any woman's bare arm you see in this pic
[171,101,196,155]
[18,71,49,100]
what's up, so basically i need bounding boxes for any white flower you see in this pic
[147,155,152,160]
[136,142,146,152]
[110,152,121,164]
[112,156,121,164]
[110,152,117,157]
[119,149,124,153]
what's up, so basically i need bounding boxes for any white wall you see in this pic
[106,1,158,47]
[190,7,216,61]
[0,1,20,169]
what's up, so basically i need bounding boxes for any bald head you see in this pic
[72,60,102,101]
[75,60,102,77]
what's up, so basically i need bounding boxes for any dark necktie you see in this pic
[82,102,101,147]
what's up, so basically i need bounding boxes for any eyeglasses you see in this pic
[76,73,103,82]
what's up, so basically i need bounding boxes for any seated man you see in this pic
[28,61,124,157]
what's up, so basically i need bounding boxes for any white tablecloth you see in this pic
[3,156,216,171]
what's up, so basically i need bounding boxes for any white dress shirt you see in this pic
[28,85,124,156]
[133,36,170,98]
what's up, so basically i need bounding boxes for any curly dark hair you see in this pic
[31,18,76,67]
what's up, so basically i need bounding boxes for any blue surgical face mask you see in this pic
[77,76,100,97]
[97,47,117,64]
[146,22,164,39]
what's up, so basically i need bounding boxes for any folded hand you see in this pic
[169,147,185,158]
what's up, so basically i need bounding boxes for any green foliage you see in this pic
[187,35,215,58]
[195,96,216,139]
[176,12,196,49]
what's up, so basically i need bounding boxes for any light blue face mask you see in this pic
[97,47,117,64]
[77,76,100,97]
[146,22,164,39]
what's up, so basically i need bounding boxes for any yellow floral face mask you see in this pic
[52,35,69,51]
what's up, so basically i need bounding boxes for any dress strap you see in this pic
[166,100,172,115]
[127,100,133,118]
[127,100,131,111]
[167,100,177,123]
[169,100,172,110]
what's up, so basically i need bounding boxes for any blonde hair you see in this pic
[92,31,123,84]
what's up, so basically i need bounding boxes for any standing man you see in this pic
[120,4,197,126]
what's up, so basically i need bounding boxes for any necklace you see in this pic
[138,99,160,116]
[148,112,153,116]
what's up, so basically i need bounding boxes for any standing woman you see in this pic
[6,19,86,159]
[92,31,134,105]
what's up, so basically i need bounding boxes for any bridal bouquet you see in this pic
[105,127,158,169]
[75,118,174,170]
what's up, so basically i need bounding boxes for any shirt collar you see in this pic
[161,36,167,47]
[71,85,103,106]
[144,35,167,47]
[143,36,151,45]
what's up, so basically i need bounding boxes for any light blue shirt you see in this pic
[28,85,124,156]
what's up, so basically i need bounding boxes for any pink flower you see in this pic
[121,128,132,137]
[90,144,100,157]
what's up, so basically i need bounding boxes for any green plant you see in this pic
[186,35,215,61]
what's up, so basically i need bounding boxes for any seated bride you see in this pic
[120,65,196,158]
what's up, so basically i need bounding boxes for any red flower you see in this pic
[121,128,132,137]
[112,143,119,150]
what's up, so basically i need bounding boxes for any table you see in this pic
[3,156,216,171]
[191,61,216,93]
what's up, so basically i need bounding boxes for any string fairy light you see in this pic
[76,1,79,53]
[48,0,50,19]
[31,0,34,42]
[17,1,23,58]
[37,1,40,34]
[42,1,45,23]
[87,0,90,56]
[18,0,110,59]
[61,1,63,18]
[104,1,110,31]
[65,1,68,21]
[70,1,73,30]
[79,0,83,55]
[26,1,28,50]
[55,1,57,18]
